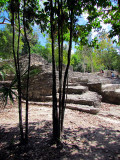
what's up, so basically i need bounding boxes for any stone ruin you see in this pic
[1,54,120,114]
[20,54,53,99]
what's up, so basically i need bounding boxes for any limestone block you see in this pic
[88,83,102,93]
[102,84,120,91]
[102,90,120,104]
[67,104,100,114]
[65,91,102,108]
[66,85,88,94]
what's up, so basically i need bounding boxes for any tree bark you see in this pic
[61,8,73,132]
[58,0,64,140]
[50,0,59,144]
[90,49,94,72]
[11,1,24,143]
[23,0,31,143]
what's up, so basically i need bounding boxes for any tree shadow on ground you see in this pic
[0,120,120,160]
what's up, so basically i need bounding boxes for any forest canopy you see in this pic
[0,0,120,72]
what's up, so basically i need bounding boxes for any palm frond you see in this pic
[0,71,5,80]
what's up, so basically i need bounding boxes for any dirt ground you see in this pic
[0,101,120,160]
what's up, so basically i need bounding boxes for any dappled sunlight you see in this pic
[0,103,120,160]
[0,121,120,160]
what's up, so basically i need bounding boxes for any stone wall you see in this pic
[20,54,74,101]
[19,54,49,73]
[22,71,53,101]
[20,54,53,100]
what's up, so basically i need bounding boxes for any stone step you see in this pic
[102,84,120,91]
[22,100,52,106]
[65,91,101,107]
[68,82,80,86]
[66,103,100,114]
[70,76,88,85]
[102,88,120,104]
[88,82,101,93]
[31,91,101,108]
[65,85,88,94]
[21,100,99,114]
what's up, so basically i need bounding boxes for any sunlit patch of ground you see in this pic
[0,101,120,160]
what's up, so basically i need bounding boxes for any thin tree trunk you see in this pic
[118,0,120,43]
[11,3,24,143]
[90,50,94,72]
[50,0,59,144]
[59,0,64,134]
[58,0,64,136]
[17,2,24,143]
[61,8,73,132]
[83,55,85,73]
[23,0,31,143]
[58,0,63,140]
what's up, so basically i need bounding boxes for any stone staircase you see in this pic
[1,54,120,114]
[71,72,120,105]
[1,70,120,113]
[27,72,102,114]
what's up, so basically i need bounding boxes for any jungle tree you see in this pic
[0,0,40,144]
[43,0,112,145]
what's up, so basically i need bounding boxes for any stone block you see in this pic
[88,83,102,93]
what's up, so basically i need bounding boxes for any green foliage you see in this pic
[0,75,17,107]
[22,30,38,55]
[0,70,5,80]
[29,67,41,77]
[91,51,104,71]
[31,38,69,66]
[0,61,15,74]
[0,0,9,12]
[0,85,16,106]
[93,31,120,71]
[0,26,13,59]
[75,45,93,72]
[0,60,15,81]
[31,42,52,63]
[54,44,69,66]
[70,54,82,71]
[73,30,120,73]
[103,2,120,44]
[0,25,23,59]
